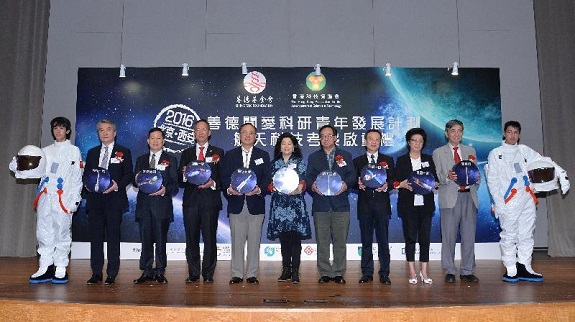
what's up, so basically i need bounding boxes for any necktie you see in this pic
[198,146,205,162]
[453,146,465,190]
[149,153,156,169]
[453,146,461,163]
[370,154,376,164]
[99,146,109,169]
[243,150,249,168]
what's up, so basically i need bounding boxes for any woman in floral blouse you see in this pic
[267,132,311,284]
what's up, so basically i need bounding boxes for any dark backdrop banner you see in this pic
[73,67,501,246]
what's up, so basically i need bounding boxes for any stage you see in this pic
[1,251,574,321]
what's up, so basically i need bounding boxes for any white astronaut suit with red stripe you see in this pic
[10,140,83,283]
[486,140,569,282]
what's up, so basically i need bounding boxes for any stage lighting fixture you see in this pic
[314,64,321,76]
[385,63,392,77]
[182,63,189,76]
[450,62,459,76]
[241,62,248,75]
[119,64,126,78]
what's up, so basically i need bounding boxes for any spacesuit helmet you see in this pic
[527,159,558,192]
[15,145,46,178]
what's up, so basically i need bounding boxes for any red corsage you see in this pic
[468,154,476,162]
[267,183,275,192]
[299,180,306,192]
[114,151,124,162]
[160,160,170,166]
[335,155,346,167]
[393,181,400,189]
[212,154,220,164]
[379,161,389,169]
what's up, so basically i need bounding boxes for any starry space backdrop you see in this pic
[73,67,501,244]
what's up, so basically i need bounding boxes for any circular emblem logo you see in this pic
[243,71,267,94]
[153,104,200,153]
[306,72,326,91]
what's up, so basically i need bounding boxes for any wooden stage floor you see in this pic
[1,251,574,321]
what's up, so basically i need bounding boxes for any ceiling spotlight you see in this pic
[241,62,248,75]
[314,64,321,76]
[182,63,189,76]
[119,64,126,78]
[450,62,459,76]
[385,63,392,77]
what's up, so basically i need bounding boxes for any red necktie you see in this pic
[198,146,205,162]
[453,146,465,190]
[453,146,461,163]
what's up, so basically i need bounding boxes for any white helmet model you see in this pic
[9,145,46,179]
[527,158,563,193]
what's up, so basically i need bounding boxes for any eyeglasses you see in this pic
[320,134,335,139]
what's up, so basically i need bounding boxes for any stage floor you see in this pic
[1,250,574,309]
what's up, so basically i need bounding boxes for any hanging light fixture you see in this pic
[119,64,126,78]
[241,62,248,75]
[182,63,189,76]
[384,63,392,77]
[450,62,459,76]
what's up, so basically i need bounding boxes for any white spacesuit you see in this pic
[10,140,83,283]
[486,141,569,283]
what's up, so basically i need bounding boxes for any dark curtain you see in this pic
[0,0,50,256]
[534,0,575,256]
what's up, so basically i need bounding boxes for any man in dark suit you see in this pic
[179,119,224,283]
[132,127,178,284]
[84,119,133,285]
[306,124,356,285]
[432,119,480,284]
[221,123,271,284]
[353,129,395,285]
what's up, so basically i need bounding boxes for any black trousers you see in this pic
[279,232,302,268]
[88,205,123,277]
[138,212,170,276]
[400,206,433,262]
[183,204,219,279]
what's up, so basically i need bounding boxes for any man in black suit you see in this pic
[221,123,271,284]
[132,127,178,284]
[353,129,395,285]
[84,119,133,285]
[179,119,224,283]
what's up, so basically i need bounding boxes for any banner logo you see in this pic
[153,104,200,153]
[243,71,267,94]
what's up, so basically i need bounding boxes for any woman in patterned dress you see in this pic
[267,132,311,284]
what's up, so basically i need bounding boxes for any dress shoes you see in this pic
[460,274,479,283]
[380,275,391,285]
[419,272,433,285]
[318,275,331,284]
[445,274,456,283]
[229,277,243,284]
[155,274,168,284]
[86,275,103,285]
[358,275,373,283]
[134,274,155,284]
[185,276,200,283]
[333,276,346,284]
[246,277,259,284]
[203,277,214,283]
[104,276,116,285]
